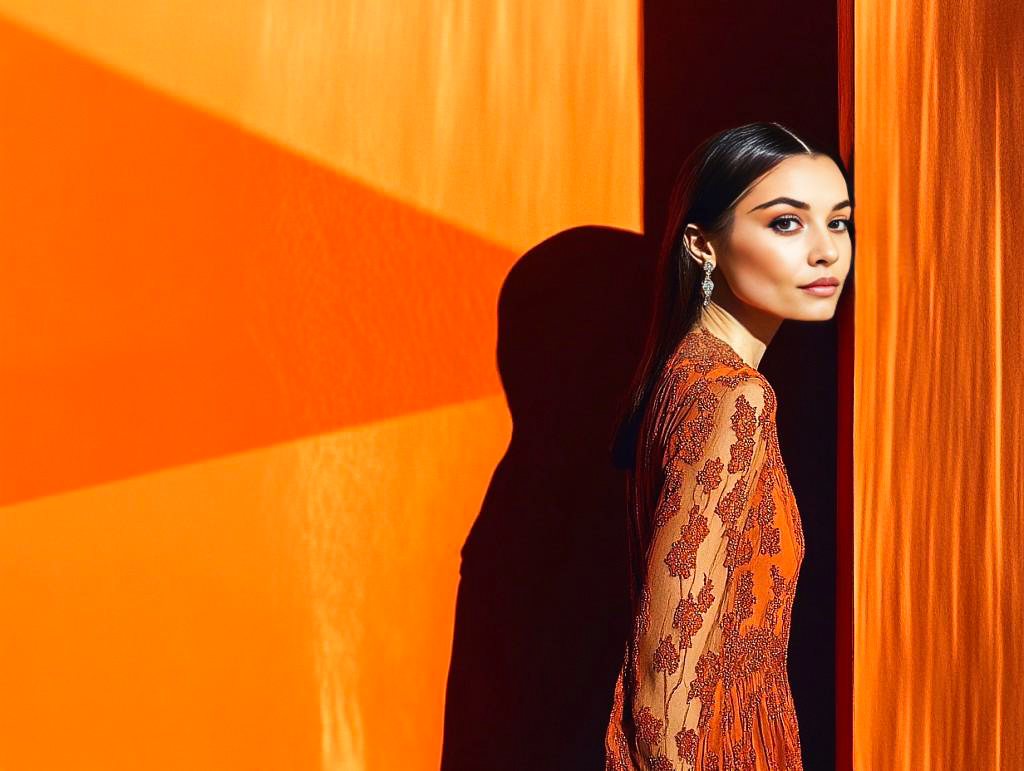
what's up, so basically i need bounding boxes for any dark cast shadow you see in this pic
[440,1,843,768]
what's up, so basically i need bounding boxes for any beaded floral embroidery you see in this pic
[605,326,805,771]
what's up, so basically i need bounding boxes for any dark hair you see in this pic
[608,121,847,471]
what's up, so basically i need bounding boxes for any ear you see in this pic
[681,223,716,267]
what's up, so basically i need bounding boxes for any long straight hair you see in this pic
[608,121,835,471]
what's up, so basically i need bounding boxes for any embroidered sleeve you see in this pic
[630,377,770,770]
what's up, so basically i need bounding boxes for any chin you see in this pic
[788,304,839,321]
[810,305,839,321]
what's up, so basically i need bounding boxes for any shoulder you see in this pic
[669,324,748,373]
[690,373,774,447]
[711,372,775,420]
[662,357,774,425]
[647,327,778,455]
[664,326,771,395]
[659,370,774,469]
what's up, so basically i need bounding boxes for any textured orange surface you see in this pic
[0,4,640,770]
[854,1,1024,767]
[0,0,640,254]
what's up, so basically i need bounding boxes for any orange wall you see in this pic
[854,1,1024,767]
[0,4,640,769]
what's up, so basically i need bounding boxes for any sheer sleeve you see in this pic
[630,377,770,770]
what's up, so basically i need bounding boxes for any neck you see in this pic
[698,302,775,371]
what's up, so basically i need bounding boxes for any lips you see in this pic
[799,277,840,288]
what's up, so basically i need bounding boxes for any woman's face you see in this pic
[707,154,852,322]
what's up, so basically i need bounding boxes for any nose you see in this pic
[809,221,840,266]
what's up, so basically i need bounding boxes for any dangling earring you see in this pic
[701,260,715,307]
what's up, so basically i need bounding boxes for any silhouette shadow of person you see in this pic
[441,223,653,770]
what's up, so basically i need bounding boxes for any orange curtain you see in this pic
[854,1,1024,767]
[0,4,640,769]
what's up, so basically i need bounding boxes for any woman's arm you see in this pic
[630,377,770,770]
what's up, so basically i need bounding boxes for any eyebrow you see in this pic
[746,196,852,213]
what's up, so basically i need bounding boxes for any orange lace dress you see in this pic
[605,324,805,771]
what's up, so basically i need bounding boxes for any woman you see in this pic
[604,122,853,770]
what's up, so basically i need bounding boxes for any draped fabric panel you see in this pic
[854,1,1024,767]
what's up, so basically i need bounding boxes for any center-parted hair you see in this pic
[608,121,850,471]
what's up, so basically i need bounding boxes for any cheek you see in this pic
[728,235,801,295]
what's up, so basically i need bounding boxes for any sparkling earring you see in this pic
[701,260,715,307]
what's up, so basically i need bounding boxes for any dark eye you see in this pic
[771,216,852,234]
[770,215,800,233]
